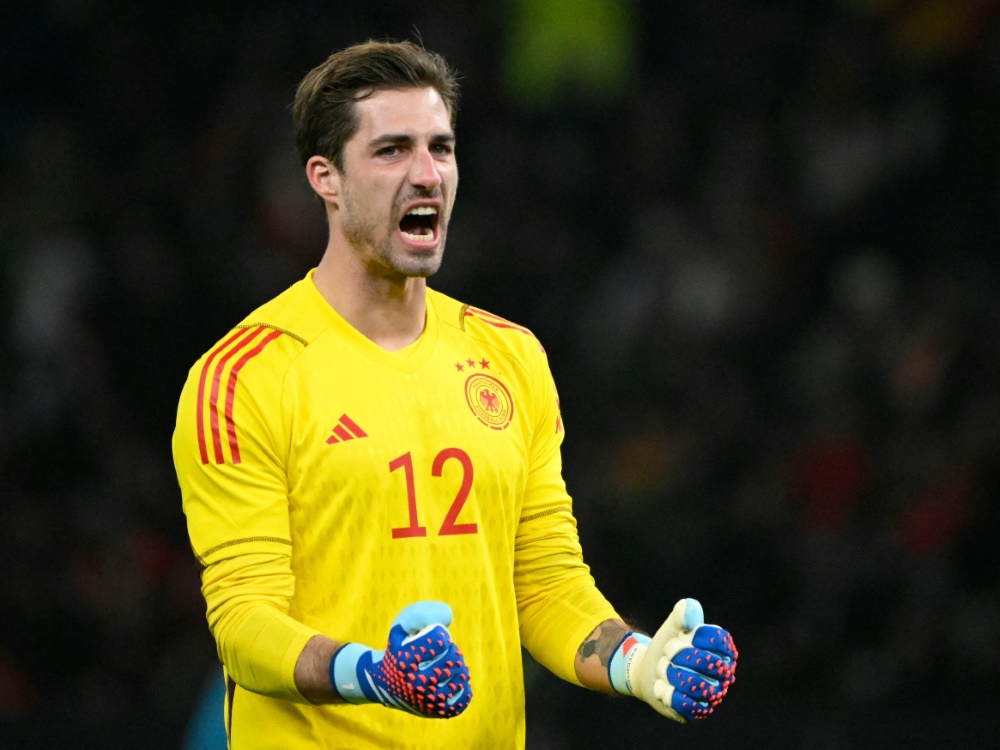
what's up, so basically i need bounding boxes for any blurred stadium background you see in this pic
[2,0,1000,747]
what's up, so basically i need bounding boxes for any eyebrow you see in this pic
[368,132,456,149]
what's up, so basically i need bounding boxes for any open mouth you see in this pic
[399,205,439,244]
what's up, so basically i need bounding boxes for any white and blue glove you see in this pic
[329,601,472,718]
[608,598,737,722]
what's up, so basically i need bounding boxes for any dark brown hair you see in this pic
[292,40,460,172]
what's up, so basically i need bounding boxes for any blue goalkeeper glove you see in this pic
[329,601,472,718]
[608,598,737,722]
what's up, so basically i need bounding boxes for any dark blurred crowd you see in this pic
[2,1,999,748]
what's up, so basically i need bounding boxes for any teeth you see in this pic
[401,229,434,241]
[406,206,438,216]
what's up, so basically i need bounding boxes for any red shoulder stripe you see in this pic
[465,307,532,334]
[196,328,250,464]
[465,307,545,352]
[224,329,283,464]
[208,327,266,464]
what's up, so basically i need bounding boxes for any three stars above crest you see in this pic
[454,358,490,372]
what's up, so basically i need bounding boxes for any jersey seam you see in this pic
[436,292,539,368]
[237,322,309,347]
[518,506,570,524]
[196,536,293,565]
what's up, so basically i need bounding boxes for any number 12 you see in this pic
[389,448,478,539]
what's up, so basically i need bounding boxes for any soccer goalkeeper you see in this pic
[173,39,737,749]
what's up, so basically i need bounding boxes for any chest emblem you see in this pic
[464,373,514,430]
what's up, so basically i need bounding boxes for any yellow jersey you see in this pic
[173,271,618,749]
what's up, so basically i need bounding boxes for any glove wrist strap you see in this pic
[607,632,651,696]
[330,642,378,704]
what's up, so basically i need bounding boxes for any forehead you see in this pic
[351,87,453,140]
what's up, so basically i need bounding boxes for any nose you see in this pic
[410,147,442,190]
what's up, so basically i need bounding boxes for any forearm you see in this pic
[515,510,620,685]
[293,634,345,704]
[573,618,630,694]
[202,553,321,702]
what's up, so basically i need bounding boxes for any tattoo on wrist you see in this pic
[579,621,628,667]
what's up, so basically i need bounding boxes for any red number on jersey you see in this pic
[389,452,428,539]
[433,448,478,536]
[389,448,478,539]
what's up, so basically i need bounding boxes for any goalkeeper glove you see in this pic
[608,598,737,722]
[329,600,472,718]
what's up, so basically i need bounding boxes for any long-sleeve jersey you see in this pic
[172,271,618,749]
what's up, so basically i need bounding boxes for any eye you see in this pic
[376,145,399,157]
[431,143,454,156]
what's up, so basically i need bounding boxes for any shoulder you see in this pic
[234,276,332,349]
[183,277,327,394]
[431,288,547,363]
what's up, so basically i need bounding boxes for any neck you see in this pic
[312,247,428,352]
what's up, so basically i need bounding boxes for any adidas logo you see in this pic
[326,414,368,444]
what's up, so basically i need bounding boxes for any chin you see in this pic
[394,248,444,278]
[401,259,443,278]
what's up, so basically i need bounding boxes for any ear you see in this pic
[305,155,341,207]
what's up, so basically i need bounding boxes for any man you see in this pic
[173,39,737,749]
